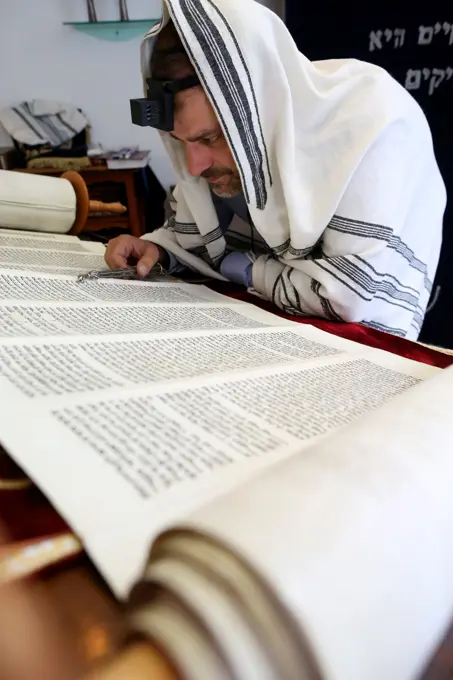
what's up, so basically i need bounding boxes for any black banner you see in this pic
[286,2,453,345]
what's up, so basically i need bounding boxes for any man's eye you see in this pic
[202,136,220,146]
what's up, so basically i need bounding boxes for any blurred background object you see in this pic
[86,0,98,22]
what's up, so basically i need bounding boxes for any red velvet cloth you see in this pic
[226,288,453,369]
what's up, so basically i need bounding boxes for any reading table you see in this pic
[1,306,452,679]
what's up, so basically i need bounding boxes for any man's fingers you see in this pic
[104,237,159,274]
[136,244,160,278]
[104,252,129,269]
[104,236,140,270]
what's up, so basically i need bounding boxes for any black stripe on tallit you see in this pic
[174,222,200,234]
[318,257,420,315]
[24,103,62,146]
[353,255,420,296]
[12,106,45,141]
[288,245,315,258]
[272,239,291,257]
[57,112,77,135]
[188,245,210,257]
[313,260,370,302]
[327,215,432,293]
[362,320,407,338]
[326,257,419,310]
[279,271,294,309]
[204,226,224,244]
[329,215,392,240]
[167,1,250,205]
[310,280,343,321]
[178,0,268,209]
[39,116,66,145]
[206,0,272,188]
[288,270,302,310]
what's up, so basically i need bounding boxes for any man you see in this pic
[106,0,446,340]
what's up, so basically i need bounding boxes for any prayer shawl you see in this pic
[0,100,88,148]
[141,0,446,340]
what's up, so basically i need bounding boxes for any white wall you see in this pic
[0,0,176,188]
[0,0,284,190]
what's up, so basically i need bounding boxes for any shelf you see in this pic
[63,19,159,42]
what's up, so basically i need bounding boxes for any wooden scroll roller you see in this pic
[0,169,126,236]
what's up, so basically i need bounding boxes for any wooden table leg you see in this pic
[124,173,144,238]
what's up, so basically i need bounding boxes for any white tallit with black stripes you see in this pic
[0,100,88,147]
[141,0,446,339]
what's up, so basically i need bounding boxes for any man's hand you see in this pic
[105,236,161,278]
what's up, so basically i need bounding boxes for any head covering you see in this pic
[141,0,411,253]
[142,0,408,243]
[140,0,445,339]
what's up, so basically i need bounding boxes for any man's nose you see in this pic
[185,143,212,178]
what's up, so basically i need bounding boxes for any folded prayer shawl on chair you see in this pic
[140,0,447,340]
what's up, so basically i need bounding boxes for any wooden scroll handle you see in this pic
[61,171,90,236]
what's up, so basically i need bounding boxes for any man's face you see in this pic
[170,87,242,198]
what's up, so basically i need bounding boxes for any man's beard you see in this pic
[201,168,242,198]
